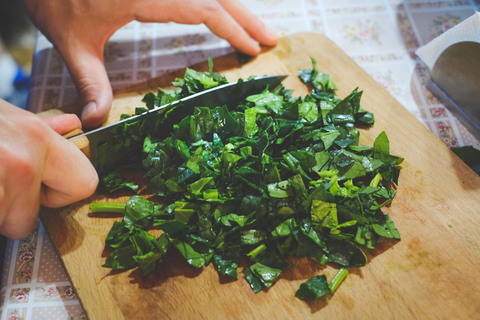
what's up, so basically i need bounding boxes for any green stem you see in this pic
[329,268,349,293]
[369,172,382,188]
[247,244,267,259]
[90,202,126,213]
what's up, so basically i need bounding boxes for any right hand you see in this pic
[23,0,278,128]
[0,100,98,240]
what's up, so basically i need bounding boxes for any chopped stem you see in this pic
[247,244,267,259]
[329,268,349,293]
[90,202,126,213]
[369,172,382,188]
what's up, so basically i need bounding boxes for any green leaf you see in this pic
[125,196,154,228]
[241,230,267,246]
[372,214,401,239]
[330,89,362,124]
[299,57,337,92]
[311,200,337,224]
[373,131,404,166]
[295,275,331,301]
[134,251,163,276]
[105,221,130,248]
[246,262,282,289]
[220,213,250,227]
[244,107,259,138]
[373,131,390,154]
[153,219,188,235]
[174,201,197,223]
[174,240,214,268]
[246,89,284,114]
[99,170,139,193]
[328,240,367,267]
[103,245,137,270]
[298,101,319,123]
[214,242,241,278]
[244,266,264,293]
[320,130,340,150]
[213,254,238,279]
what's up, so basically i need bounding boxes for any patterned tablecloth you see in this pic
[2,1,479,319]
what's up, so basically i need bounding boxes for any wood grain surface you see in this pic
[39,33,480,320]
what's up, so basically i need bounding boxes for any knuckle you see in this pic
[14,156,37,184]
[203,0,220,12]
[1,148,37,184]
[199,1,222,21]
[77,78,99,101]
[21,114,50,145]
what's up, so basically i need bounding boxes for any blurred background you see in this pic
[0,0,36,109]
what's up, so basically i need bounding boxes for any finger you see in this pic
[218,0,277,47]
[134,0,262,56]
[60,45,113,128]
[40,132,98,208]
[202,4,262,55]
[42,114,82,135]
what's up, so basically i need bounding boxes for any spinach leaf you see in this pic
[295,275,331,301]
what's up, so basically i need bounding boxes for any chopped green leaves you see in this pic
[93,58,403,302]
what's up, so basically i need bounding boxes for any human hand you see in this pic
[23,0,278,128]
[0,100,98,239]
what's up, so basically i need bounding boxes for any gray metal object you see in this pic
[425,41,480,139]
[69,75,288,170]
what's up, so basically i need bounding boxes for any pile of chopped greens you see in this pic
[91,57,403,301]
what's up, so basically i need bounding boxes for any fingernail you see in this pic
[81,101,97,122]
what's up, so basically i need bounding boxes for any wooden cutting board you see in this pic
[39,33,480,320]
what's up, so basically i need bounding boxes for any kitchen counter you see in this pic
[1,1,479,319]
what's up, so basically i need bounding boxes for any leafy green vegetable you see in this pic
[91,58,403,301]
[244,262,283,292]
[295,267,348,301]
[99,170,139,193]
[295,275,331,301]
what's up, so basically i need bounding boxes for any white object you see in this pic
[416,12,480,70]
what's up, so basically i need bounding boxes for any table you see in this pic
[1,1,479,319]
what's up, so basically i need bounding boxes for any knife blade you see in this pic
[69,74,288,172]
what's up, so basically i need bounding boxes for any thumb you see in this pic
[62,46,113,128]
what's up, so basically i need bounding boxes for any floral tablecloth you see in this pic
[2,0,479,319]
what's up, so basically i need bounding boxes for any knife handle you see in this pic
[62,129,91,159]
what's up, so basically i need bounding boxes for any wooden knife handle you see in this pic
[62,129,91,159]
[36,109,92,158]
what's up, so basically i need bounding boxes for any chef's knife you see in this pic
[69,74,288,172]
